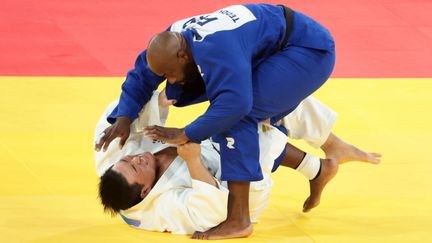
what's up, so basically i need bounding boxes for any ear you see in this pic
[177,50,189,63]
[140,186,151,199]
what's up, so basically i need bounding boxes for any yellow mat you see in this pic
[1,77,431,243]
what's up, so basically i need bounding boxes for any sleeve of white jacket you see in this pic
[155,179,229,234]
[281,96,337,148]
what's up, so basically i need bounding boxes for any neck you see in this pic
[154,147,178,180]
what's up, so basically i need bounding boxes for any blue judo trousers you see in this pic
[108,4,335,182]
[216,44,335,181]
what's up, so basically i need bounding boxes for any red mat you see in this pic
[1,0,431,77]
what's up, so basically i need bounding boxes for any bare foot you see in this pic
[303,134,382,212]
[321,133,382,164]
[192,219,253,240]
[303,158,338,213]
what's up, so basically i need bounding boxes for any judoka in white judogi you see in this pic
[94,92,336,234]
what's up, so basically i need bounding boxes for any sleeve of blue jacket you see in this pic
[184,44,253,143]
[107,50,165,124]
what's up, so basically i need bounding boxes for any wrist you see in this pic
[185,157,201,165]
[117,116,132,124]
[181,129,190,143]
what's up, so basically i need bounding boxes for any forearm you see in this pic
[184,99,251,143]
[107,50,165,123]
[185,157,218,188]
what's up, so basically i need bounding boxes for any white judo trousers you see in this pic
[94,92,336,234]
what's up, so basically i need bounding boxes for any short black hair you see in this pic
[98,166,143,215]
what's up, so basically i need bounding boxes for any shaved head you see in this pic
[146,31,200,85]
[147,32,183,72]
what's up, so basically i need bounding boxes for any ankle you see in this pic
[226,214,251,225]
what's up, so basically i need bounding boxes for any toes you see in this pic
[303,206,312,213]
[372,153,383,162]
[303,197,317,213]
[368,152,382,164]
[303,202,316,213]
[303,197,310,212]
[372,152,382,157]
[192,232,207,240]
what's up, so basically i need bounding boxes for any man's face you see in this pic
[146,43,201,86]
[112,152,157,194]
[156,56,200,86]
[164,60,200,85]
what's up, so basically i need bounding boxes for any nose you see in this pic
[131,155,141,164]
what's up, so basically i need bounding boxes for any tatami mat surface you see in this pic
[1,77,431,242]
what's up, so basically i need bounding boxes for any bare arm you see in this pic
[177,142,218,188]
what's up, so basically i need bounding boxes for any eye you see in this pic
[131,164,138,172]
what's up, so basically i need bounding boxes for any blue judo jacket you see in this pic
[108,4,334,143]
